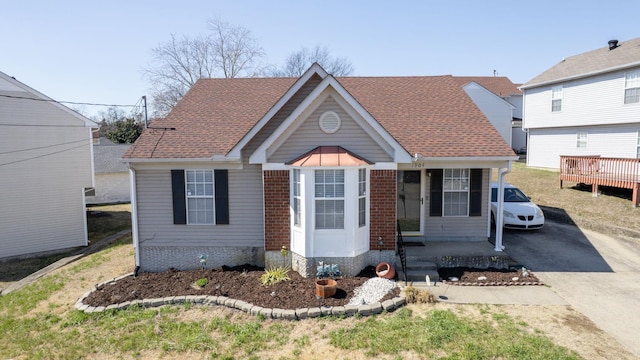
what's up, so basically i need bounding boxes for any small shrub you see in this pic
[404,285,434,304]
[195,278,208,287]
[260,266,290,286]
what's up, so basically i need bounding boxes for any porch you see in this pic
[395,239,512,284]
[559,155,640,207]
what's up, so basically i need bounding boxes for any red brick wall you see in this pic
[370,170,396,250]
[263,170,290,251]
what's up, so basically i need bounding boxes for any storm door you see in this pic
[397,170,424,234]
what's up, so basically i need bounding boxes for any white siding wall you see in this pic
[423,169,489,240]
[269,96,393,163]
[0,93,93,258]
[463,83,513,147]
[527,125,640,169]
[506,95,523,119]
[136,165,264,248]
[523,67,640,130]
[87,173,131,204]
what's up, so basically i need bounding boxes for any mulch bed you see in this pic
[438,267,544,286]
[83,265,400,310]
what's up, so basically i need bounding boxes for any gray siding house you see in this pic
[0,71,97,259]
[124,64,517,277]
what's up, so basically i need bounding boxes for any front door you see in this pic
[397,170,424,234]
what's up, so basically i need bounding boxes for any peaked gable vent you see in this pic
[319,111,341,134]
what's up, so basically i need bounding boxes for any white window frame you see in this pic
[551,85,563,112]
[358,168,367,227]
[625,71,640,104]
[577,132,588,149]
[293,169,301,227]
[185,170,215,225]
[636,131,640,159]
[315,169,345,230]
[443,168,469,217]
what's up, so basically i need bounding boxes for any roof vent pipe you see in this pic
[608,39,619,50]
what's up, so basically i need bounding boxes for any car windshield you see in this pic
[491,187,530,203]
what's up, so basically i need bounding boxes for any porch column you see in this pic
[370,170,396,250]
[263,170,290,252]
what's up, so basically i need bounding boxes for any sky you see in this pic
[2,0,639,119]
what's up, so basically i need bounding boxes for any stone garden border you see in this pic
[75,273,407,320]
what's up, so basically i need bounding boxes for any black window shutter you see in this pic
[214,170,229,224]
[171,170,187,224]
[429,169,443,217]
[469,169,482,216]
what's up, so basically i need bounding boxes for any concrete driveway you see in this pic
[503,221,640,357]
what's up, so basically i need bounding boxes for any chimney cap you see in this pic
[608,39,619,50]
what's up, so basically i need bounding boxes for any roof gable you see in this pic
[453,76,522,97]
[522,37,640,89]
[0,71,97,128]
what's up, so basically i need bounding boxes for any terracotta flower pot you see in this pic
[315,278,337,299]
[376,262,396,279]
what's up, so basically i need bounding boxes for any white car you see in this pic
[491,183,544,230]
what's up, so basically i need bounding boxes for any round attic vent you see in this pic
[319,111,341,134]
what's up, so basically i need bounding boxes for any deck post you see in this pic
[592,183,599,197]
[633,183,640,208]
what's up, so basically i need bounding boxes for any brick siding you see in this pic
[369,170,397,250]
[263,170,290,251]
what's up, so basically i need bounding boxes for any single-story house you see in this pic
[123,64,517,277]
[0,70,97,259]
[86,136,131,204]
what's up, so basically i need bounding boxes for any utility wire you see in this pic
[0,123,90,128]
[0,138,89,155]
[0,94,136,107]
[0,144,88,167]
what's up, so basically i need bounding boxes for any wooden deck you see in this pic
[559,155,640,207]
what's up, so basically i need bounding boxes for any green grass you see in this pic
[329,308,580,359]
[505,162,640,231]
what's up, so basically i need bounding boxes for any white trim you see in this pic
[228,63,328,158]
[124,156,242,164]
[130,168,140,266]
[81,187,89,247]
[128,161,243,171]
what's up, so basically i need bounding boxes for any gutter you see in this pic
[494,161,512,252]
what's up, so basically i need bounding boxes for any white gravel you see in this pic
[347,277,397,305]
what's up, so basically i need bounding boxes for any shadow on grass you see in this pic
[570,183,633,201]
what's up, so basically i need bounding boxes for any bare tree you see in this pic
[143,18,265,116]
[270,45,354,77]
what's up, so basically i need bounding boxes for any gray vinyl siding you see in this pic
[242,75,322,161]
[527,125,640,169]
[523,68,640,130]
[136,165,264,248]
[423,169,489,240]
[464,83,512,147]
[269,96,393,163]
[0,91,93,258]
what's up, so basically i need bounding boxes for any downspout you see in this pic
[495,161,512,252]
[129,167,141,268]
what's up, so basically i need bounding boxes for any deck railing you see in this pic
[559,155,640,207]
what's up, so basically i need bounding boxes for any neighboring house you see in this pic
[87,136,131,204]
[123,64,517,277]
[0,71,97,259]
[521,37,640,169]
[455,76,525,152]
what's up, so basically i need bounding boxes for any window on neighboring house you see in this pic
[625,71,640,104]
[315,169,344,229]
[443,169,470,216]
[293,169,301,226]
[171,169,229,225]
[551,85,563,112]
[577,132,588,148]
[358,168,366,227]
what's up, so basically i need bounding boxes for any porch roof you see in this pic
[286,146,372,167]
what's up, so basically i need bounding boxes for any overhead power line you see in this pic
[0,94,137,107]
[0,144,88,167]
[0,138,89,155]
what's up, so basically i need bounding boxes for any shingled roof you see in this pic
[453,76,521,97]
[522,37,640,89]
[125,73,514,160]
